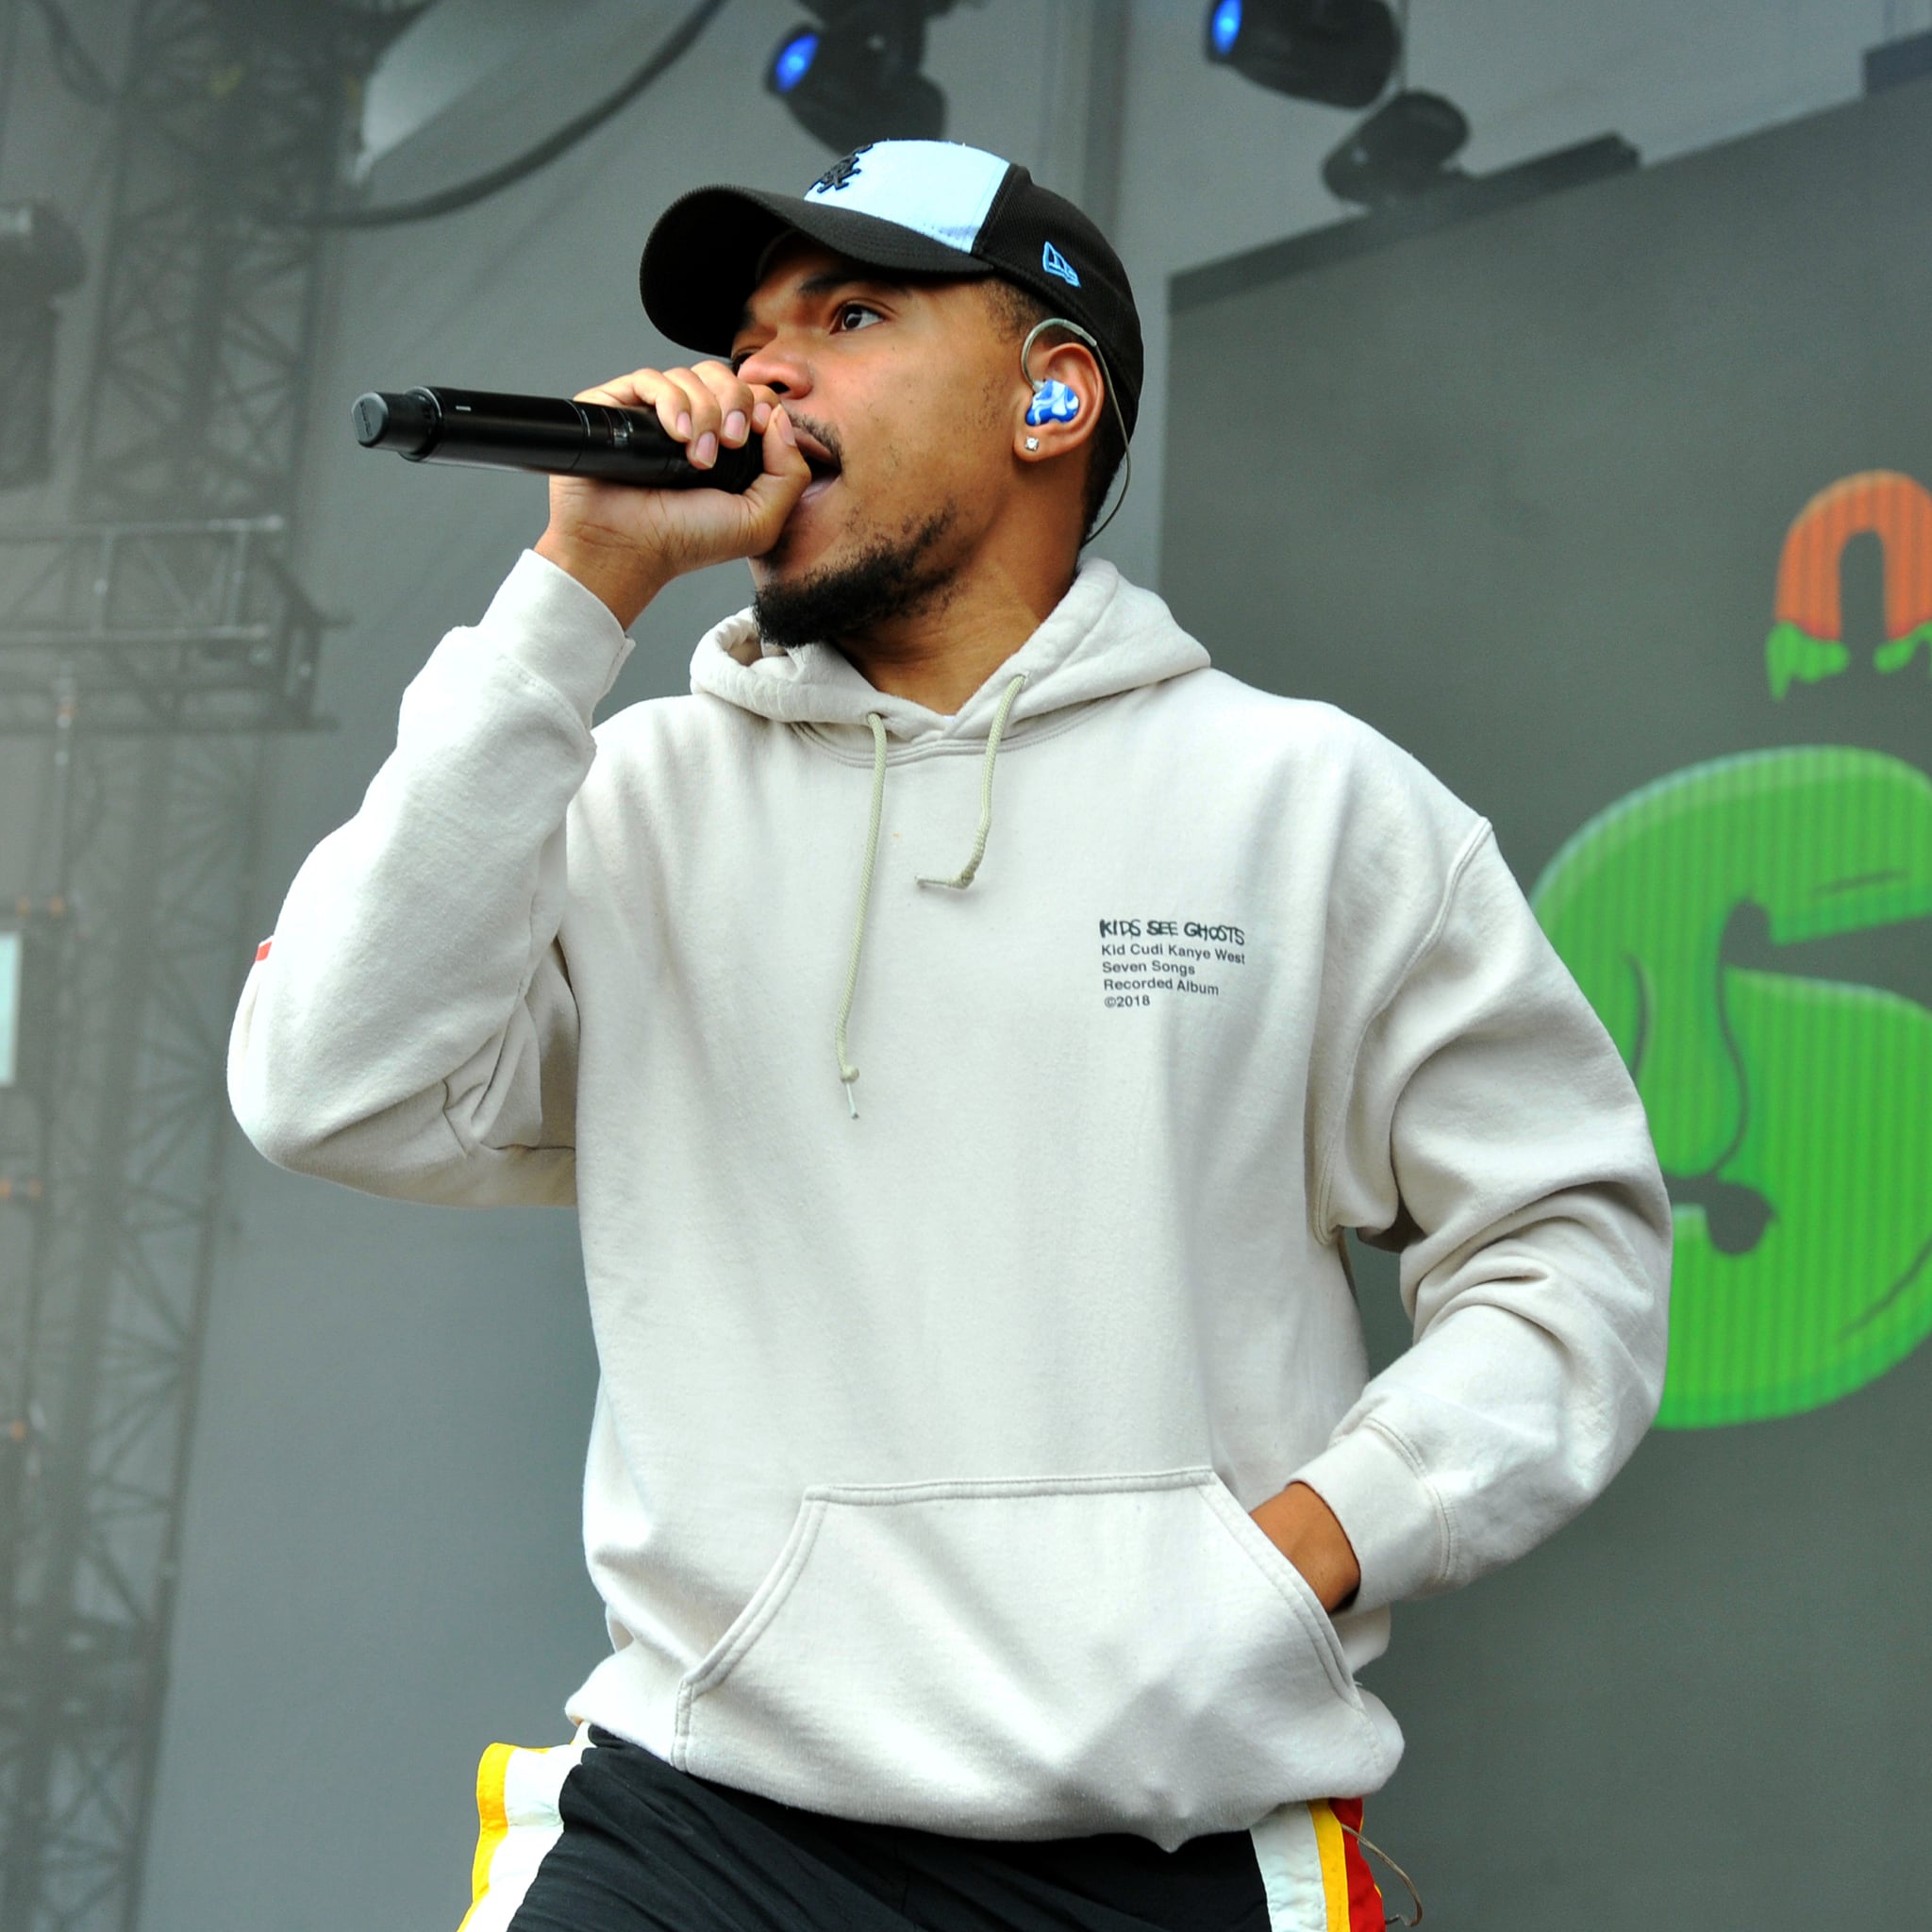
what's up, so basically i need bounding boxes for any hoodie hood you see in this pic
[688,558,1210,743]
[686,557,1214,1118]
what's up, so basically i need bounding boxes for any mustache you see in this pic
[782,408,844,471]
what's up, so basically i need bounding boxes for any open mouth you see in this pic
[792,425,842,500]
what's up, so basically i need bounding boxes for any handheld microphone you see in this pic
[351,386,763,492]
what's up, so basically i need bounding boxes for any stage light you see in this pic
[0,202,85,492]
[1203,0,1399,109]
[773,28,821,94]
[1320,88,1470,206]
[765,3,949,151]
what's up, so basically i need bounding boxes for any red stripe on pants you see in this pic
[1330,1798,1386,1931]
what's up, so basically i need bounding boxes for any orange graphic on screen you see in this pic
[1768,469,1932,697]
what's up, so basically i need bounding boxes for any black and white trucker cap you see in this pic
[639,140,1144,437]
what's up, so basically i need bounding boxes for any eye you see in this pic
[833,301,883,334]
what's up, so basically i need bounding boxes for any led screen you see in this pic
[0,928,18,1089]
[1164,77,1932,1432]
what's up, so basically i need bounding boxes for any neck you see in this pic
[836,552,1077,716]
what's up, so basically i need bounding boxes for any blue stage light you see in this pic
[772,30,819,95]
[1202,0,1398,108]
[764,7,946,151]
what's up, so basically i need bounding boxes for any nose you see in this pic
[738,336,810,401]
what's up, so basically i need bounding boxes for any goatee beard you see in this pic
[753,506,958,651]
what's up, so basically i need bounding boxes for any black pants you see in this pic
[456,1726,1383,1932]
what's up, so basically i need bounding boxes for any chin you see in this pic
[756,516,844,589]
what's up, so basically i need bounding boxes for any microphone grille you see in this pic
[352,392,391,446]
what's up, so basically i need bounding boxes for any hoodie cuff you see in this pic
[1289,1419,1451,1615]
[479,550,637,724]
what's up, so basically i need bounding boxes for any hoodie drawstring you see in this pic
[835,672,1028,1116]
[917,673,1028,891]
[835,711,890,1118]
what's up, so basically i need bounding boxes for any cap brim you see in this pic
[640,185,994,358]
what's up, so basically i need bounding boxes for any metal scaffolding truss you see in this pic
[0,2,375,1924]
[0,725,270,1932]
[75,0,350,523]
[0,518,326,731]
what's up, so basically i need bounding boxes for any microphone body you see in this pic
[352,386,763,492]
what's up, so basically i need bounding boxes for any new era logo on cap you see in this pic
[1041,241,1080,286]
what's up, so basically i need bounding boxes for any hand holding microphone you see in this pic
[356,362,811,628]
[540,365,809,628]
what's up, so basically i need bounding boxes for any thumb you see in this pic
[739,404,811,549]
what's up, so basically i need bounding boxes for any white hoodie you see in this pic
[229,550,1670,1852]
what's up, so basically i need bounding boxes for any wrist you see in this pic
[1252,1480,1362,1614]
[533,526,666,631]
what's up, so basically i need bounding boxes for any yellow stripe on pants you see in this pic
[460,1742,516,1925]
[456,1735,589,1932]
[1310,1800,1352,1931]
[1249,1798,1347,1931]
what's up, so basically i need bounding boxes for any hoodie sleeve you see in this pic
[1290,816,1674,1615]
[226,551,634,1207]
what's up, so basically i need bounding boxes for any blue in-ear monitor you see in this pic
[1026,378,1081,426]
[1016,315,1133,540]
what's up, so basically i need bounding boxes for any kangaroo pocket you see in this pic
[670,1467,1394,1848]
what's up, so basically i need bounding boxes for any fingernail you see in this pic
[724,410,748,444]
[752,401,772,430]
[777,411,797,446]
[695,432,717,466]
[675,411,691,439]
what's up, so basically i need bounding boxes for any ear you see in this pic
[1014,336,1105,467]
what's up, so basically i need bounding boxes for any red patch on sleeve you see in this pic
[255,939,273,962]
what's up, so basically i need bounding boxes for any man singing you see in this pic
[229,140,1671,1932]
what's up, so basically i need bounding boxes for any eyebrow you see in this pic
[736,271,912,337]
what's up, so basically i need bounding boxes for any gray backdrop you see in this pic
[1163,74,1932,1928]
